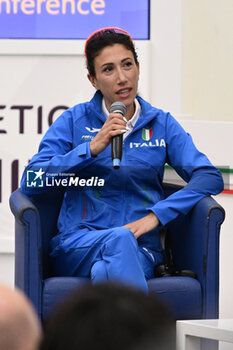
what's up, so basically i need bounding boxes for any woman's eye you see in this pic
[124,61,133,69]
[103,66,112,73]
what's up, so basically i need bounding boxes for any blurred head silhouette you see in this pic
[0,284,41,350]
[40,282,175,350]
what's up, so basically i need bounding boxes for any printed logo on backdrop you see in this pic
[0,105,69,135]
[0,104,69,203]
[0,0,150,40]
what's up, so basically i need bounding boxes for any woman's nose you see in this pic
[116,68,127,84]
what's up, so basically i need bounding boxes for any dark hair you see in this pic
[86,31,139,77]
[40,283,175,350]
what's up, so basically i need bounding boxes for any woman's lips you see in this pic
[116,88,132,98]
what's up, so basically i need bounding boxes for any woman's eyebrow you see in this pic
[101,57,133,69]
[121,57,133,63]
[101,62,114,68]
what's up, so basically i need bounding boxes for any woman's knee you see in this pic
[91,260,108,282]
[110,227,135,241]
[104,227,138,253]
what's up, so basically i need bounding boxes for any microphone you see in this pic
[110,102,127,169]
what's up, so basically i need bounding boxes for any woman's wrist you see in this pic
[90,140,99,157]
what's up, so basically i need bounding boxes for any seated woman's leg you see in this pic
[91,260,108,283]
[50,227,148,292]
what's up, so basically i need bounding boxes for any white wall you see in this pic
[150,0,183,116]
[183,0,233,122]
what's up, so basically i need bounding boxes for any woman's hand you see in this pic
[90,113,127,157]
[123,212,160,239]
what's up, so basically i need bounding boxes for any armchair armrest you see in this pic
[9,188,43,318]
[9,188,38,223]
[168,195,225,318]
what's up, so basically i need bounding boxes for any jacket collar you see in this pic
[88,91,106,123]
[88,91,160,129]
[133,96,160,132]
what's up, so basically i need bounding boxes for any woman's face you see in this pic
[88,43,140,119]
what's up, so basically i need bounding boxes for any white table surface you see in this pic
[176,319,233,350]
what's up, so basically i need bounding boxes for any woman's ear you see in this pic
[88,74,98,89]
[137,63,140,77]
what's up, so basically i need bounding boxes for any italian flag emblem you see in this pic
[142,128,153,141]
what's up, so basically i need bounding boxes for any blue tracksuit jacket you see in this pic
[20,91,223,287]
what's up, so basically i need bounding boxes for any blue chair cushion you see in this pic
[43,277,90,319]
[43,276,202,320]
[148,276,202,319]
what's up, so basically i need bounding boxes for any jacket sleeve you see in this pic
[20,109,95,195]
[149,113,224,226]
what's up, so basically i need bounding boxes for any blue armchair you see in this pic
[10,184,225,322]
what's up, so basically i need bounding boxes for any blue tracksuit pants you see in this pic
[50,227,162,293]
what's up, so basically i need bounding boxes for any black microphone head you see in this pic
[109,102,126,116]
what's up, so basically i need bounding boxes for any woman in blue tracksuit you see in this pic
[21,27,223,293]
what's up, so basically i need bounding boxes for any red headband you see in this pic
[85,27,133,63]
